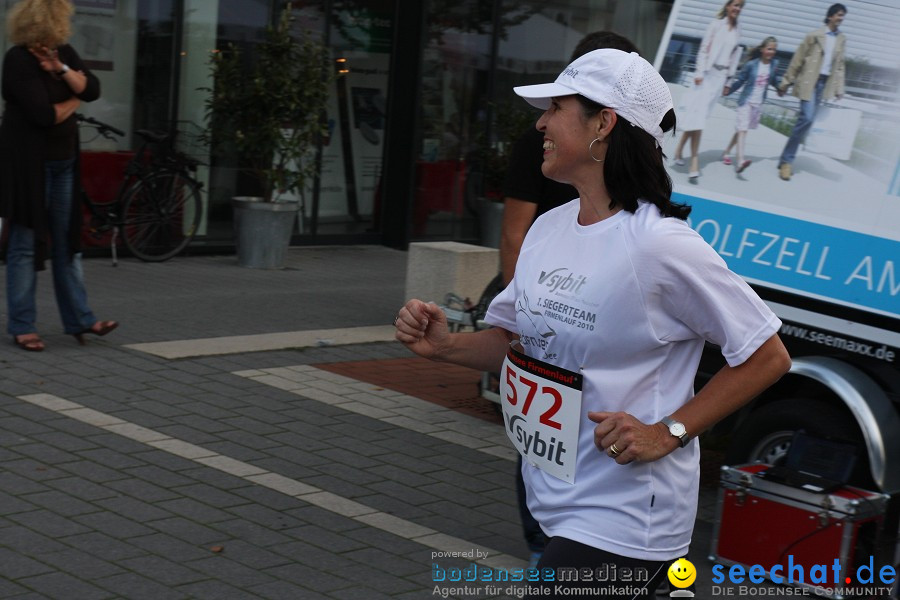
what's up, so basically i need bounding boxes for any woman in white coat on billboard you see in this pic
[672,0,743,183]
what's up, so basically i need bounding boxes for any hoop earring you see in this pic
[589,138,605,163]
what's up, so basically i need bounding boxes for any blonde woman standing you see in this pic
[0,0,118,351]
[673,0,744,183]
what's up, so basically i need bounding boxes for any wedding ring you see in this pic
[609,443,621,457]
[393,313,400,326]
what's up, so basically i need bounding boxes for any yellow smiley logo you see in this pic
[667,558,696,588]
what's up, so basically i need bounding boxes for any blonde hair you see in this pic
[716,0,744,20]
[741,36,777,66]
[7,0,74,48]
[752,36,777,57]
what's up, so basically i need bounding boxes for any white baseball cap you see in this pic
[513,49,673,146]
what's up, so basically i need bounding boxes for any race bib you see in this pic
[500,343,583,484]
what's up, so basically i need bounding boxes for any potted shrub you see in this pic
[202,4,331,268]
[472,101,536,247]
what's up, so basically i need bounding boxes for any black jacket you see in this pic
[0,44,100,270]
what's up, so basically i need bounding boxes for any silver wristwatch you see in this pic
[57,64,70,76]
[660,416,690,447]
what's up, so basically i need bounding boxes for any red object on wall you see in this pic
[413,160,467,235]
[80,151,133,247]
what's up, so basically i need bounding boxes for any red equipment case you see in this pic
[710,463,890,597]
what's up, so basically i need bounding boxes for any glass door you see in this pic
[292,0,394,239]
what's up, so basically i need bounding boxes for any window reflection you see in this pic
[413,0,673,246]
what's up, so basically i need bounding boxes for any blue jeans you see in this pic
[780,75,827,166]
[6,158,97,336]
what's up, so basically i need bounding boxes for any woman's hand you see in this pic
[29,45,64,73]
[694,76,704,86]
[394,300,451,360]
[588,411,678,464]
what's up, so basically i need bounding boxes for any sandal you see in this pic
[721,155,733,166]
[73,320,119,345]
[13,334,45,352]
[736,159,752,174]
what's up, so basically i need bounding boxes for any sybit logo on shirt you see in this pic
[537,268,588,295]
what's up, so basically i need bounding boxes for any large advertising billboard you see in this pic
[653,0,899,318]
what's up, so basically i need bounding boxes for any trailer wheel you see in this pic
[724,398,862,467]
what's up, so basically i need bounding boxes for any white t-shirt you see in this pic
[485,200,781,561]
[821,31,837,76]
[748,62,771,105]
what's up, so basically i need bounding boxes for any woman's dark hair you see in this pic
[575,96,691,220]
[570,31,640,61]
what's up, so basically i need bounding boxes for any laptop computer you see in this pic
[756,431,858,494]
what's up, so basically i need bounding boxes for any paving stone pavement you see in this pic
[0,246,773,599]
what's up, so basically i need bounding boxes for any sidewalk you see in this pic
[0,246,785,599]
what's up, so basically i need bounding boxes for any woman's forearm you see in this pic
[670,334,791,438]
[54,96,80,124]
[61,69,87,95]
[437,327,515,373]
[500,198,538,285]
[588,335,791,463]
[395,299,516,373]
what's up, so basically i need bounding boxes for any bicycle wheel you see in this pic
[120,171,202,262]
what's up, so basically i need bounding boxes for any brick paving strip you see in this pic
[234,360,722,520]
[316,357,504,425]
[304,357,725,522]
[232,365,515,463]
[124,326,398,360]
[17,378,526,575]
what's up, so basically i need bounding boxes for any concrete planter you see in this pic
[232,196,298,269]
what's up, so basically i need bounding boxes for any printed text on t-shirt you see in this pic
[534,297,597,331]
[538,268,589,295]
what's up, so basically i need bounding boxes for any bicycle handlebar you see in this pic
[75,113,125,137]
[76,113,203,171]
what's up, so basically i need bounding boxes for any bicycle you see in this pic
[77,114,203,265]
